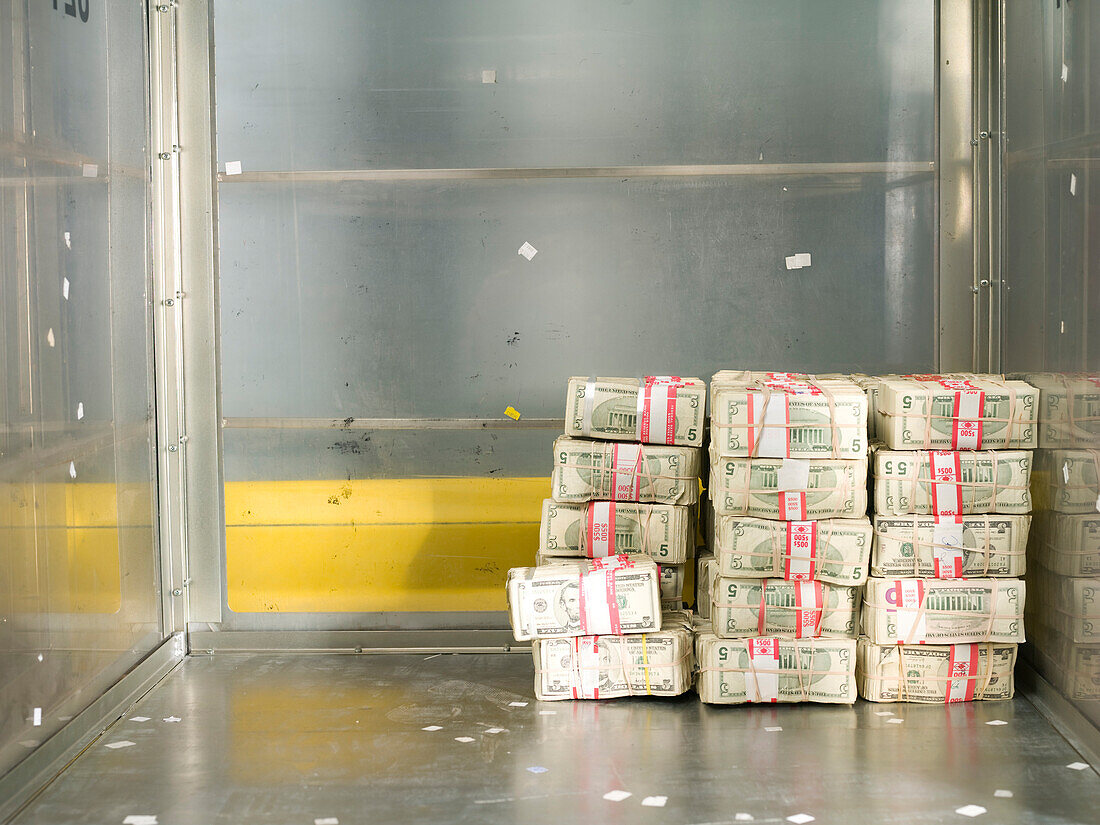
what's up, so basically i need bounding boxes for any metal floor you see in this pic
[10,653,1100,825]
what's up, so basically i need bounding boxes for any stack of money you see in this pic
[1013,373,1100,448]
[1009,371,1100,701]
[857,639,1016,703]
[696,634,857,705]
[860,374,1036,704]
[532,610,694,700]
[702,371,870,705]
[507,376,706,700]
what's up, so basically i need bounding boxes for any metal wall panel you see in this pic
[207,1,937,627]
[1004,0,1099,733]
[0,1,163,779]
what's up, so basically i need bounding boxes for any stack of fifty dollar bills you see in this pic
[859,374,1037,703]
[506,377,705,700]
[698,372,870,705]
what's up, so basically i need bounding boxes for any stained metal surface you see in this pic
[9,653,1100,825]
[1003,0,1100,739]
[0,0,164,784]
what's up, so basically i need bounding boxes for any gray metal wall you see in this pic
[205,0,938,629]
[0,1,162,778]
[1004,1,1100,731]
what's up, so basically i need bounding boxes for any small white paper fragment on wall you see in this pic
[1070,173,1077,196]
[82,163,98,177]
[785,253,812,270]
[518,241,538,261]
[63,231,71,249]
[47,328,56,347]
[1061,63,1069,82]
[63,278,70,299]
[314,819,340,825]
[224,160,243,176]
[77,402,84,420]
[641,797,668,807]
[123,817,159,825]
[104,740,135,749]
[69,461,77,479]
[602,790,632,802]
[482,69,497,83]
[994,790,1013,799]
[32,708,42,726]
[131,716,151,722]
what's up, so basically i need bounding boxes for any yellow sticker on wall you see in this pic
[504,406,521,420]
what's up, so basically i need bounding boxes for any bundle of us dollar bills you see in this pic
[1027,567,1100,643]
[507,555,661,641]
[536,551,683,605]
[872,515,1030,578]
[710,455,868,519]
[1034,448,1100,514]
[856,638,1016,703]
[875,375,1038,450]
[710,577,861,639]
[564,376,706,446]
[873,449,1032,515]
[1027,621,1100,701]
[696,552,717,620]
[713,516,872,586]
[696,634,857,704]
[537,499,692,563]
[1028,512,1100,576]
[709,371,867,459]
[1013,372,1100,448]
[861,577,1025,644]
[551,436,702,505]
[531,611,694,700]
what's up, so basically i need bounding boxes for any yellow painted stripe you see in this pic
[225,477,549,613]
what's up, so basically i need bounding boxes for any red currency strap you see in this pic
[891,579,928,645]
[572,636,600,700]
[746,637,781,703]
[928,451,964,522]
[639,376,685,445]
[784,521,818,581]
[945,643,980,703]
[610,443,644,501]
[778,491,808,520]
[586,501,616,558]
[757,579,824,639]
[583,554,633,636]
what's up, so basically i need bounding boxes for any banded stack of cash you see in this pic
[860,373,1036,704]
[532,611,694,700]
[696,634,857,705]
[1015,373,1100,702]
[507,376,706,702]
[856,638,1016,703]
[700,371,869,706]
[875,375,1038,451]
[1012,372,1100,448]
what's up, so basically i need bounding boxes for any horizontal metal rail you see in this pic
[216,160,936,184]
[222,416,565,430]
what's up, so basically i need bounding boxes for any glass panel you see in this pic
[0,1,161,777]
[212,1,936,623]
[1005,1,1100,730]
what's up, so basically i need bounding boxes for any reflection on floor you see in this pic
[10,653,1100,825]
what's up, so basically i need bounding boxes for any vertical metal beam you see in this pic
[149,1,188,635]
[149,0,224,631]
[938,0,980,371]
[175,0,224,625]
